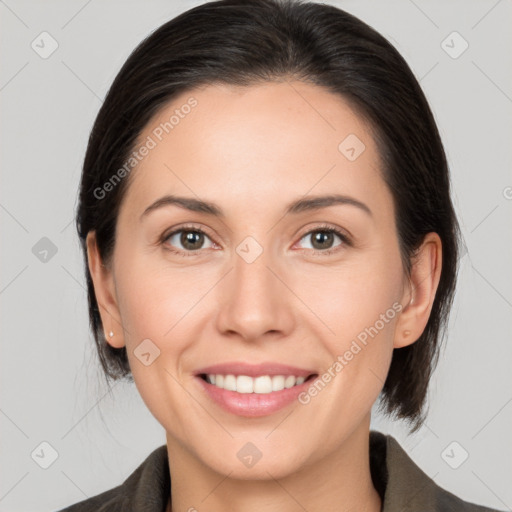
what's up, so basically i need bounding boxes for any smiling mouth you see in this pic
[198,373,317,394]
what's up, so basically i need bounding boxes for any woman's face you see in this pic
[90,81,421,478]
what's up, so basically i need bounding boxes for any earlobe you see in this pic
[394,232,442,349]
[86,231,126,349]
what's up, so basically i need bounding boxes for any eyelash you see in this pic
[160,223,352,258]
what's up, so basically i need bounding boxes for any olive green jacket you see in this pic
[57,430,502,511]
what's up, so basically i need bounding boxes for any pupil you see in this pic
[182,231,203,250]
[313,231,333,249]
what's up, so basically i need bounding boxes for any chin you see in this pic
[190,435,314,481]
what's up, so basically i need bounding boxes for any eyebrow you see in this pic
[140,193,373,221]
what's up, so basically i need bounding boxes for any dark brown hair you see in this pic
[76,0,462,433]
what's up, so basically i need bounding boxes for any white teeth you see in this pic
[236,375,253,393]
[223,374,236,391]
[272,375,285,391]
[284,375,296,388]
[205,374,308,394]
[254,376,272,394]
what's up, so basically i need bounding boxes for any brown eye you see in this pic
[296,226,351,254]
[163,228,214,254]
[310,231,336,250]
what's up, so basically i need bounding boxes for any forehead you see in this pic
[119,80,389,223]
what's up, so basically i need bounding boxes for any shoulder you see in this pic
[56,445,169,512]
[56,485,127,512]
[370,430,504,512]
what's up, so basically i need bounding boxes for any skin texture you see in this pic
[87,81,442,512]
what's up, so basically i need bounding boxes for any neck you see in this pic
[165,420,382,512]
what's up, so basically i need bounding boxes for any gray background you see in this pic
[1,0,511,511]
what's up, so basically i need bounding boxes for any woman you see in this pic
[59,0,502,510]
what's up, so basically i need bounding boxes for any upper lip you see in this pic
[195,362,317,378]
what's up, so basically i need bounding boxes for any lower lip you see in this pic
[195,375,317,417]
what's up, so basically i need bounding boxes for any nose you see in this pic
[215,243,295,344]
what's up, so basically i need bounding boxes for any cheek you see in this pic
[300,253,403,342]
[300,251,403,403]
[114,245,205,340]
[113,254,203,432]
[301,284,399,445]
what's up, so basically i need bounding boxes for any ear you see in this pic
[86,231,125,349]
[394,232,443,349]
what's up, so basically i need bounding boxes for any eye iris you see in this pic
[312,231,334,250]
[181,231,204,250]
